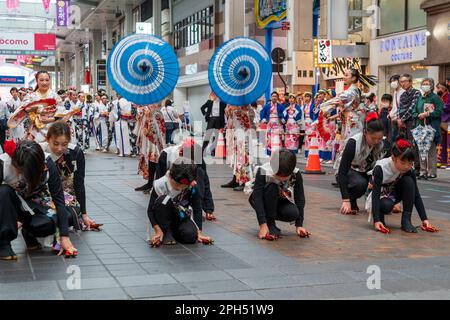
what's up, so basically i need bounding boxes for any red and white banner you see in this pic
[0,32,56,55]
[42,0,51,13]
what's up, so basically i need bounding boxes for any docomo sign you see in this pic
[0,33,34,50]
[0,32,56,52]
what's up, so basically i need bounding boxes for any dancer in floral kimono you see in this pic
[260,92,284,156]
[223,105,256,191]
[8,71,66,143]
[135,104,166,194]
[282,94,303,154]
[42,121,103,232]
[303,93,320,158]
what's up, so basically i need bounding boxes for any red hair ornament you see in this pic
[4,140,16,158]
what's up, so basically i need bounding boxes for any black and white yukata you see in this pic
[0,152,70,249]
[366,157,428,227]
[155,145,215,215]
[248,162,306,235]
[147,174,202,244]
[336,132,384,210]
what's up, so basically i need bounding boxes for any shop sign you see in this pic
[372,29,427,66]
[321,57,362,80]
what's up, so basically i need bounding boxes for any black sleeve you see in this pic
[155,151,168,180]
[371,166,383,223]
[338,139,357,200]
[293,171,305,227]
[198,167,214,213]
[73,148,87,214]
[200,101,211,116]
[46,158,70,237]
[147,189,158,227]
[252,168,268,225]
[191,188,203,230]
[0,160,3,184]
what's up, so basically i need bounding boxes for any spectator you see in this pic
[436,82,450,169]
[389,75,404,143]
[379,94,392,139]
[412,78,443,179]
[0,97,10,152]
[161,99,180,145]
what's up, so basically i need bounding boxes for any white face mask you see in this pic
[390,82,399,90]
[421,85,431,93]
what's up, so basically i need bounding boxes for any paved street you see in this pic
[1,151,450,300]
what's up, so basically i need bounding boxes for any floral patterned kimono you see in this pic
[302,101,320,158]
[283,104,303,154]
[7,89,65,143]
[266,104,284,156]
[135,105,166,180]
[225,106,256,185]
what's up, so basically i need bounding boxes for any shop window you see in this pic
[348,0,363,33]
[379,0,406,36]
[407,0,426,30]
[378,0,426,36]
[174,5,214,50]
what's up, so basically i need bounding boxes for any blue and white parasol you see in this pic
[208,37,271,106]
[107,34,179,105]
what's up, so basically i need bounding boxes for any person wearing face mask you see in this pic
[436,82,450,169]
[388,76,404,143]
[412,78,443,180]
[336,112,385,215]
[366,137,439,234]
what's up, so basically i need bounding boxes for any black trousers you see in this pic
[251,183,300,225]
[153,197,198,244]
[0,129,6,152]
[202,117,223,152]
[347,170,369,201]
[377,174,426,222]
[0,185,28,243]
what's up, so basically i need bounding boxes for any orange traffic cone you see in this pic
[215,129,226,159]
[304,131,325,174]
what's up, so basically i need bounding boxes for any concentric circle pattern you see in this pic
[209,37,271,106]
[107,34,179,105]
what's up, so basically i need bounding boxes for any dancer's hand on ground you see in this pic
[59,236,77,256]
[374,222,390,234]
[296,227,310,238]
[258,224,269,239]
[422,220,439,232]
[340,201,352,215]
[197,231,214,244]
[152,226,164,244]
[82,214,102,230]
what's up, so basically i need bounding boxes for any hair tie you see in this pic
[4,140,16,158]
[397,139,412,150]
[179,178,190,185]
[365,112,379,123]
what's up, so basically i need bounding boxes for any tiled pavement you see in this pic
[1,152,450,300]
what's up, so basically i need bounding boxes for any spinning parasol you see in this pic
[107,34,179,105]
[208,37,271,106]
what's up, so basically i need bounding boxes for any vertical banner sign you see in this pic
[56,0,70,27]
[314,39,333,68]
[42,0,50,13]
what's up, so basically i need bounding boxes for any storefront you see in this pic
[370,28,439,96]
[421,0,450,81]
